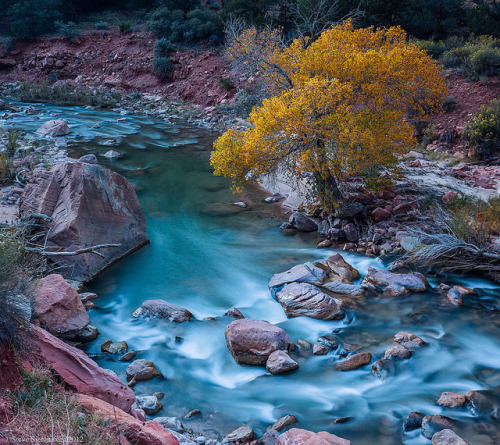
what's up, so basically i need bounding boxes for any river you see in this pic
[5,103,500,444]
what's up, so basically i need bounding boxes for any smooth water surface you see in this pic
[4,103,500,444]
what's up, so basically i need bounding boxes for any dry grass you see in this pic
[1,366,119,445]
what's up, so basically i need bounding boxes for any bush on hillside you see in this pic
[8,0,62,38]
[154,38,174,57]
[463,100,500,160]
[55,21,79,39]
[153,56,173,79]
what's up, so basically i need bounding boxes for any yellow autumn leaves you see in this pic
[211,22,447,199]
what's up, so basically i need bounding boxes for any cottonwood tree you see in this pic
[211,22,447,209]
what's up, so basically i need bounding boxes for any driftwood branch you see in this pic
[25,243,121,258]
[19,213,53,223]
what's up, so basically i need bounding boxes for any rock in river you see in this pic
[421,415,456,439]
[383,344,412,359]
[276,428,350,445]
[132,395,163,415]
[269,262,326,288]
[126,359,162,382]
[132,299,193,322]
[225,319,289,366]
[394,331,425,350]
[33,274,90,339]
[335,352,372,371]
[275,283,344,320]
[224,426,254,443]
[361,268,428,296]
[437,392,467,408]
[101,340,128,354]
[19,162,149,282]
[266,350,299,375]
[288,212,318,232]
[36,119,71,137]
[432,429,469,445]
[371,359,396,380]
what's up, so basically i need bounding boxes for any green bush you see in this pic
[154,38,174,57]
[8,0,62,38]
[219,77,235,90]
[94,21,108,30]
[153,56,173,79]
[413,39,446,58]
[55,21,79,39]
[118,20,131,35]
[145,7,176,38]
[0,230,23,279]
[463,100,500,160]
[6,129,19,159]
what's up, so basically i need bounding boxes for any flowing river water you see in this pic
[5,103,500,444]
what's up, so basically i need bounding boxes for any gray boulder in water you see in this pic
[288,212,318,232]
[361,268,428,296]
[132,299,193,322]
[269,262,326,288]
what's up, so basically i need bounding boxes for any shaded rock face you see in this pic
[276,428,350,445]
[126,359,162,382]
[269,262,326,288]
[33,274,90,339]
[36,119,71,137]
[421,415,456,439]
[275,283,344,320]
[225,319,290,366]
[361,268,428,296]
[19,162,148,282]
[224,426,254,443]
[132,299,193,322]
[33,326,134,411]
[403,411,425,432]
[394,331,425,350]
[431,429,469,445]
[76,394,179,445]
[335,352,372,371]
[289,212,318,232]
[371,359,395,380]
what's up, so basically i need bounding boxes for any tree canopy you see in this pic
[210,22,447,207]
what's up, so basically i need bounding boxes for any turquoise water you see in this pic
[3,103,500,444]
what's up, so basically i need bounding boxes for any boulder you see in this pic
[275,283,344,320]
[259,430,280,445]
[313,343,329,355]
[432,429,469,445]
[276,428,350,445]
[78,154,98,164]
[225,319,289,365]
[33,274,90,339]
[447,286,475,306]
[342,223,358,242]
[76,324,99,343]
[269,262,326,288]
[317,253,359,283]
[155,417,185,433]
[320,281,365,297]
[224,426,254,443]
[36,120,71,137]
[335,352,372,371]
[225,308,245,319]
[437,392,467,408]
[421,415,456,439]
[76,394,179,445]
[132,300,193,322]
[403,411,425,432]
[126,359,162,382]
[361,268,428,296]
[133,395,163,415]
[394,331,425,350]
[288,212,318,232]
[266,351,299,375]
[104,150,123,159]
[372,207,391,222]
[465,390,497,417]
[33,326,134,411]
[19,162,148,282]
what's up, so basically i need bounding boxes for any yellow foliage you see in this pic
[213,22,447,204]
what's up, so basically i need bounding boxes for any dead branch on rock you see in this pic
[25,244,121,258]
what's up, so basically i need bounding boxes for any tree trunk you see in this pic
[313,172,345,209]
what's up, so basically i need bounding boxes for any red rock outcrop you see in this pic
[76,394,179,445]
[276,428,351,445]
[32,326,135,412]
[33,274,90,339]
[19,162,149,282]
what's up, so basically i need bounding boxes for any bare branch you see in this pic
[25,243,121,257]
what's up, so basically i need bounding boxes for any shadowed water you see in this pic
[4,103,500,444]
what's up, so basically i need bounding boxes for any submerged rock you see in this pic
[225,308,245,319]
[156,416,185,433]
[421,415,456,439]
[371,359,396,380]
[104,150,122,159]
[447,286,475,306]
[132,299,193,322]
[383,344,412,360]
[19,162,148,282]
[361,268,428,296]
[133,395,163,415]
[266,350,299,375]
[101,340,128,354]
[394,331,425,350]
[33,274,90,339]
[335,352,372,371]
[126,359,162,382]
[275,283,344,320]
[403,412,425,432]
[276,428,350,445]
[225,318,289,366]
[465,390,497,417]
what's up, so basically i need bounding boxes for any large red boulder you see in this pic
[33,274,90,339]
[19,162,149,282]
[276,428,350,445]
[32,326,135,412]
[76,394,179,445]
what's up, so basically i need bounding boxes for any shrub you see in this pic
[414,39,446,58]
[185,8,222,40]
[0,229,23,278]
[154,37,174,57]
[6,129,19,159]
[463,100,500,160]
[219,77,235,90]
[55,21,79,39]
[469,47,500,77]
[118,20,131,35]
[8,0,62,38]
[153,56,173,79]
[94,21,108,30]
[145,7,176,37]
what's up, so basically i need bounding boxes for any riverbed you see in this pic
[4,103,500,444]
